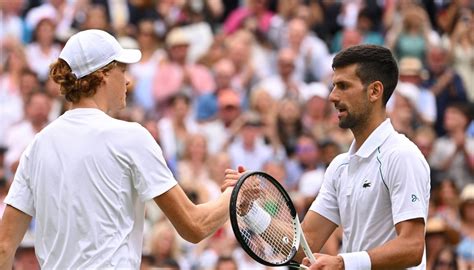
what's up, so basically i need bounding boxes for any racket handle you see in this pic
[299,265,309,269]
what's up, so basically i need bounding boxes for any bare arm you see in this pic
[369,218,425,269]
[294,211,338,262]
[153,169,241,243]
[304,218,425,269]
[0,205,32,269]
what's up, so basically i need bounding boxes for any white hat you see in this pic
[165,28,189,47]
[395,82,420,107]
[302,82,329,101]
[25,4,58,30]
[59,29,142,79]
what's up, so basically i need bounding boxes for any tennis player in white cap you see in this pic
[0,29,241,268]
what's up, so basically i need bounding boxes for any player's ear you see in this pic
[368,81,383,103]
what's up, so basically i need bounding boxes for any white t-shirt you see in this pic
[310,119,430,269]
[5,108,177,268]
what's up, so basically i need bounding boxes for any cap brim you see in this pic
[115,49,142,64]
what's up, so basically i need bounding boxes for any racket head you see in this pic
[229,171,300,267]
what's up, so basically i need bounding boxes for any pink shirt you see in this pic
[153,63,215,103]
[223,7,273,35]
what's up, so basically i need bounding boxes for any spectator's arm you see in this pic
[206,0,224,20]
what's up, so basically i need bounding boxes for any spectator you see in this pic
[146,219,189,269]
[331,7,384,53]
[158,93,198,170]
[0,0,27,43]
[152,27,215,112]
[425,217,461,270]
[445,12,474,103]
[215,255,238,270]
[227,111,276,171]
[198,89,242,155]
[300,82,333,143]
[248,87,280,152]
[432,247,458,270]
[386,5,439,62]
[79,4,110,32]
[24,0,76,40]
[457,184,474,270]
[0,68,40,148]
[284,17,329,83]
[397,57,437,126]
[413,125,439,183]
[129,19,166,111]
[0,44,28,97]
[276,98,304,156]
[223,0,273,35]
[4,91,51,176]
[224,29,272,94]
[319,139,341,168]
[295,135,326,212]
[320,28,364,84]
[267,0,300,49]
[177,133,221,202]
[429,103,474,190]
[196,33,227,68]
[433,178,462,231]
[253,47,306,101]
[207,151,232,192]
[44,75,68,121]
[195,58,238,122]
[177,133,210,183]
[25,16,61,82]
[90,0,131,35]
[388,82,421,139]
[423,46,468,136]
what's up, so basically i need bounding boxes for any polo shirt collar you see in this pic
[348,118,394,158]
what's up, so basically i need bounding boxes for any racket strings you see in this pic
[236,174,296,264]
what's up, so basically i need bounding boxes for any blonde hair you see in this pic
[49,59,117,103]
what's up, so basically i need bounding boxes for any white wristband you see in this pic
[242,203,272,235]
[338,251,371,270]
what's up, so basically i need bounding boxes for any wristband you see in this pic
[338,251,371,270]
[242,202,272,235]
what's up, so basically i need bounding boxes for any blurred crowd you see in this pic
[0,0,473,269]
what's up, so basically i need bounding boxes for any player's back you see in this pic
[25,108,145,268]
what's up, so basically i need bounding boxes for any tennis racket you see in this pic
[229,171,316,269]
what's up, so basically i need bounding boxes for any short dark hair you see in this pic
[332,45,399,105]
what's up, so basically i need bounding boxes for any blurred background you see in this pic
[0,0,473,269]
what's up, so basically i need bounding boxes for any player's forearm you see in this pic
[191,188,233,242]
[0,250,14,270]
[0,206,31,268]
[368,234,424,269]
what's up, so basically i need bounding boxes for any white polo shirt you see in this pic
[310,119,430,269]
[5,108,177,269]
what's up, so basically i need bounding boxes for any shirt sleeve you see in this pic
[125,124,177,202]
[4,144,35,217]
[309,155,346,226]
[386,147,430,225]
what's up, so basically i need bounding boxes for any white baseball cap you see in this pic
[59,29,142,79]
